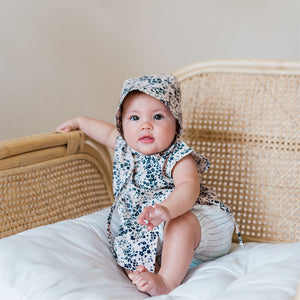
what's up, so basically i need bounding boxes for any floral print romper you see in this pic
[107,73,242,273]
[107,136,242,273]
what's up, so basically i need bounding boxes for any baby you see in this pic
[56,74,241,296]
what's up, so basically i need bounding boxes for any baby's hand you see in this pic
[55,118,80,132]
[137,204,169,231]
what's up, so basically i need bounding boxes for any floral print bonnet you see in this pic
[115,73,182,137]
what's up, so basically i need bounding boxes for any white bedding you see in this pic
[0,208,299,300]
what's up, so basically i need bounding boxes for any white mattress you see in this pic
[0,208,299,300]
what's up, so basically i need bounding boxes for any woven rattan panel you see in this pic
[180,72,299,243]
[0,155,112,238]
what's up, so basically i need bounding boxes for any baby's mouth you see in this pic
[139,136,154,143]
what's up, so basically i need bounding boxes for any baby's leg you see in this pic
[129,212,201,296]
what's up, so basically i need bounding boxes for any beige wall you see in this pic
[1,0,299,140]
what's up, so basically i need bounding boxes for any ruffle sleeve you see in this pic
[164,139,210,178]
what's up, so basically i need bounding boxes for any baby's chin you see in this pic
[130,142,173,156]
[134,150,159,156]
[130,145,164,156]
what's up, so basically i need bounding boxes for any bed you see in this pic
[0,60,299,300]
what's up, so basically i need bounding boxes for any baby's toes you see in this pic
[136,265,147,272]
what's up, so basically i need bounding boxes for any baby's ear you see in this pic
[176,121,181,134]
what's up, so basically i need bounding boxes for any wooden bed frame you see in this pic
[1,60,299,244]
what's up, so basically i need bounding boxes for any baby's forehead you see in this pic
[122,91,172,112]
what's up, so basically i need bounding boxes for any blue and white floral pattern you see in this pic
[107,135,210,272]
[107,73,243,273]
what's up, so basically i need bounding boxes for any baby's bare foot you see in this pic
[129,265,174,296]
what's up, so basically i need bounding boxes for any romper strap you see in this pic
[106,200,118,258]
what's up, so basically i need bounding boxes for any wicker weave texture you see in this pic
[176,63,300,243]
[0,132,113,238]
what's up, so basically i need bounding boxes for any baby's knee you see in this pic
[165,212,200,233]
[164,212,201,248]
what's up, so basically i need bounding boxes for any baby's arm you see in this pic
[138,154,200,229]
[56,116,119,150]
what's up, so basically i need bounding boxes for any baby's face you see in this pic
[121,92,177,155]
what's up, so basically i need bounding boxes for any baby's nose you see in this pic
[141,122,153,130]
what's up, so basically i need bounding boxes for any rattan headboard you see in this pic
[1,60,299,244]
[174,60,300,243]
[0,131,113,238]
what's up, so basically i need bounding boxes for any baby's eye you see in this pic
[153,114,163,120]
[130,115,139,121]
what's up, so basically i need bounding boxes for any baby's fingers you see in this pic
[137,216,147,226]
[55,118,80,133]
[137,210,148,225]
[146,223,155,231]
[137,206,154,226]
[55,125,71,132]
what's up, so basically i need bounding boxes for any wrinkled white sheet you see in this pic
[0,208,299,300]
